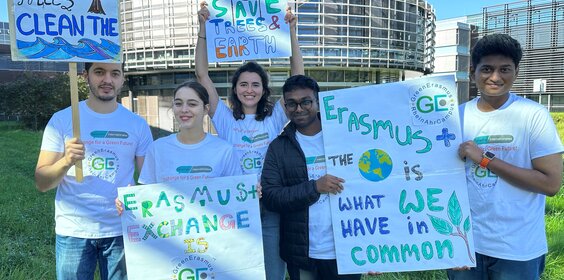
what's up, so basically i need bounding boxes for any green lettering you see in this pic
[413,130,432,154]
[211,0,228,17]
[123,193,137,210]
[372,119,393,140]
[170,219,183,237]
[174,195,185,212]
[235,1,247,18]
[416,96,434,113]
[348,112,360,132]
[156,191,171,208]
[265,0,281,13]
[191,186,212,206]
[351,247,366,266]
[399,189,425,214]
[141,200,153,218]
[185,218,200,234]
[395,125,413,146]
[337,107,349,124]
[322,96,337,120]
[359,114,372,135]
[435,239,454,259]
[367,245,379,263]
[217,189,231,205]
[427,188,443,212]
[247,1,259,16]
[202,214,218,233]
[379,245,400,263]
[421,241,434,260]
[434,94,448,111]
[400,244,420,262]
[157,221,169,238]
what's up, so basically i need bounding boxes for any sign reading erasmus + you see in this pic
[206,0,291,62]
[8,0,121,62]
[319,75,476,274]
[118,174,266,280]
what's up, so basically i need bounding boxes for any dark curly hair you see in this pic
[471,33,523,69]
[229,61,274,121]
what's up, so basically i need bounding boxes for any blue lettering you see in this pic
[16,13,33,35]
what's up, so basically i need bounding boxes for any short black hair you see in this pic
[84,62,125,73]
[471,33,523,69]
[282,75,320,99]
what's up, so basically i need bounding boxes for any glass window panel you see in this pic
[328,70,344,81]
[308,70,327,83]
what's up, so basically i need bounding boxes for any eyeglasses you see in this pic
[284,99,314,111]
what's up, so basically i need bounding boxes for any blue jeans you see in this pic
[447,252,545,280]
[56,234,127,280]
[262,207,286,280]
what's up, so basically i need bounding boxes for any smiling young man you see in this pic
[35,63,153,279]
[450,34,564,279]
[261,75,361,280]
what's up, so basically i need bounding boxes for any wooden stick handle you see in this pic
[69,63,83,182]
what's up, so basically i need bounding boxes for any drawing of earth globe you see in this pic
[358,149,393,182]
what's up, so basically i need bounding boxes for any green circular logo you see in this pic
[358,149,393,182]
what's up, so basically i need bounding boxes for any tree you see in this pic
[0,73,88,130]
[88,0,105,15]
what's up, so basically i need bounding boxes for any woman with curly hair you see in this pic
[195,2,304,279]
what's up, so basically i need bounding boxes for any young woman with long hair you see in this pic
[195,2,304,279]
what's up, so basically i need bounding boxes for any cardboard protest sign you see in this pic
[205,0,291,62]
[118,175,265,280]
[8,0,121,62]
[319,75,475,273]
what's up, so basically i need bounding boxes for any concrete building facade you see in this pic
[119,0,437,132]
[436,0,564,109]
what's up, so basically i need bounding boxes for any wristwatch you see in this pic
[479,151,495,169]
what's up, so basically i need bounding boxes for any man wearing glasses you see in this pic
[261,75,361,280]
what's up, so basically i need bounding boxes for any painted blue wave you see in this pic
[16,37,120,61]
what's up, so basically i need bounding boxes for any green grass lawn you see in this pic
[0,118,563,280]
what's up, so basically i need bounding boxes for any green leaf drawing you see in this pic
[463,216,471,233]
[428,214,453,235]
[448,192,462,226]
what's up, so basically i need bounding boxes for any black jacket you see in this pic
[261,122,321,270]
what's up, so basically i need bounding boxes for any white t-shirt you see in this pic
[461,93,563,261]
[212,101,288,175]
[40,101,153,238]
[295,131,335,259]
[138,133,240,184]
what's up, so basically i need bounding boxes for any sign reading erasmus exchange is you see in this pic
[319,75,476,273]
[118,175,266,280]
[8,0,121,62]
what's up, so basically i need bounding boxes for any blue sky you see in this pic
[0,0,514,23]
[1,0,8,22]
[430,0,512,19]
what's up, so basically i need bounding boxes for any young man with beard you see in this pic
[450,34,563,279]
[261,75,361,280]
[35,62,153,279]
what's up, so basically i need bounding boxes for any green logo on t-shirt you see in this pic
[473,135,513,144]
[306,155,325,165]
[90,130,129,139]
[176,166,213,173]
[241,133,269,143]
